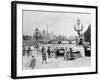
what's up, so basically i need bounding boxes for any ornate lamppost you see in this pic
[33,28,40,56]
[74,18,83,45]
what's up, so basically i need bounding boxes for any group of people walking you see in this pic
[63,47,74,61]
[22,44,76,70]
[23,46,31,56]
[23,45,75,65]
[41,46,74,64]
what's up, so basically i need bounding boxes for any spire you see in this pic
[47,24,48,34]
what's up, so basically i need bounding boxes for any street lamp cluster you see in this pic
[74,18,84,45]
[33,28,41,55]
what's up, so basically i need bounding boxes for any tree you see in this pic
[84,24,91,45]
[23,35,32,40]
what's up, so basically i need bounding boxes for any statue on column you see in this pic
[74,18,83,45]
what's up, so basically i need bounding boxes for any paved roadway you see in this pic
[23,52,91,70]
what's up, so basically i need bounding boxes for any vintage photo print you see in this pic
[22,10,91,70]
[12,2,97,78]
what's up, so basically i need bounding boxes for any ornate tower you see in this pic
[42,29,46,40]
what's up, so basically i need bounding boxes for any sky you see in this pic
[23,10,91,38]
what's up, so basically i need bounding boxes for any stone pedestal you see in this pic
[75,46,85,57]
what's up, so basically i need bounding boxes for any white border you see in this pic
[17,3,96,77]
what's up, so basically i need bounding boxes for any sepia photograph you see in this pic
[11,1,97,79]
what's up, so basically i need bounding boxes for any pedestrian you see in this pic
[29,56,36,69]
[69,48,74,60]
[27,46,31,56]
[55,47,59,58]
[47,46,51,58]
[41,46,47,64]
[23,46,26,56]
[63,47,68,61]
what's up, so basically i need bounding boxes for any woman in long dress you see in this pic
[69,48,74,60]
[27,46,31,56]
[29,56,36,69]
[41,46,47,64]
[47,46,51,58]
[64,47,68,61]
